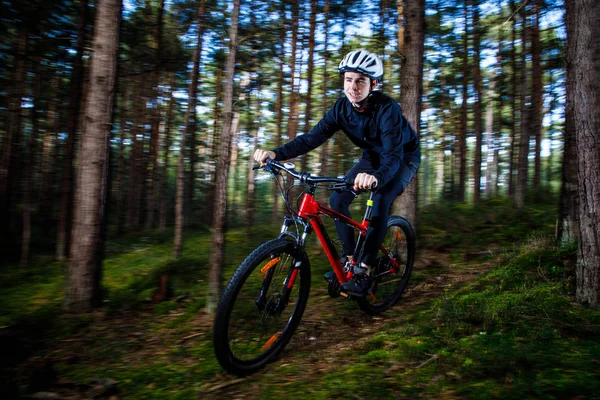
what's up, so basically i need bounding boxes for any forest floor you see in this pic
[4,247,491,400]
[3,198,600,399]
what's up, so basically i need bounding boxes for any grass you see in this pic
[2,195,600,399]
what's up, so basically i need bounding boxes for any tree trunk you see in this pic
[115,84,128,235]
[66,0,121,313]
[206,0,240,314]
[173,0,206,258]
[556,90,579,245]
[508,0,517,197]
[39,75,60,221]
[56,0,89,260]
[493,26,505,196]
[484,80,495,197]
[20,54,43,268]
[160,72,176,229]
[246,80,260,238]
[390,0,425,227]
[205,59,223,226]
[566,0,600,309]
[1,27,27,219]
[530,0,543,192]
[458,1,469,203]
[127,77,147,230]
[300,0,317,173]
[472,0,483,203]
[145,0,166,229]
[318,0,330,183]
[287,1,300,165]
[515,8,530,209]
[272,3,286,222]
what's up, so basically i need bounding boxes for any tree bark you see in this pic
[145,0,166,229]
[272,3,286,222]
[458,1,469,203]
[115,83,129,235]
[39,75,60,221]
[66,0,121,313]
[173,0,206,258]
[301,0,317,172]
[318,0,331,182]
[472,0,483,203]
[531,0,543,192]
[493,25,505,196]
[205,58,223,226]
[0,28,27,226]
[246,78,260,238]
[20,54,43,268]
[508,0,518,197]
[515,7,530,209]
[390,0,425,226]
[566,0,600,309]
[287,1,300,168]
[127,77,147,230]
[160,72,176,229]
[556,90,579,245]
[56,0,89,260]
[206,0,240,314]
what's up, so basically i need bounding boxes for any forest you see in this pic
[1,0,599,398]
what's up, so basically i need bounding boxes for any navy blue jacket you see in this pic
[273,91,420,187]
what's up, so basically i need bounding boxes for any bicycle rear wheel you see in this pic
[357,216,415,315]
[213,238,311,375]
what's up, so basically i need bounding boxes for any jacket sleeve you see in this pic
[272,102,341,161]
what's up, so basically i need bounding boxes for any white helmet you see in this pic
[338,49,384,81]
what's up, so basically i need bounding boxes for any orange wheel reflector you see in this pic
[395,230,403,241]
[370,293,377,301]
[261,332,281,351]
[260,257,280,274]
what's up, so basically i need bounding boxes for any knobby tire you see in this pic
[213,238,311,375]
[357,216,416,315]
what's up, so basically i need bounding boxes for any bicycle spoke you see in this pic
[214,239,310,373]
[357,216,415,315]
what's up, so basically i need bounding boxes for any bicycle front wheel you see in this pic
[357,216,415,315]
[213,238,311,375]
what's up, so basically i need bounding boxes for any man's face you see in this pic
[343,72,377,106]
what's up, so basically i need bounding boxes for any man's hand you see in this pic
[253,149,276,166]
[354,173,378,191]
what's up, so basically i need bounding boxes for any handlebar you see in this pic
[257,158,377,190]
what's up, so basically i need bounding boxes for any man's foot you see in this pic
[341,266,372,297]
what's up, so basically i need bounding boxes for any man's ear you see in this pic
[371,80,379,90]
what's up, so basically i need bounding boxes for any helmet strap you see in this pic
[352,93,373,112]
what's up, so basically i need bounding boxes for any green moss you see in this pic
[3,200,600,400]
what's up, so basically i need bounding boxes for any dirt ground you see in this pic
[11,249,493,399]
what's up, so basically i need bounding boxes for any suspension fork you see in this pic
[254,217,311,314]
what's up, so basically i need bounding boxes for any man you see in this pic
[254,49,420,296]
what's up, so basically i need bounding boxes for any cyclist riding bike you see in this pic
[254,49,421,297]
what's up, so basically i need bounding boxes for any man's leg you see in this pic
[329,158,375,257]
[342,160,419,296]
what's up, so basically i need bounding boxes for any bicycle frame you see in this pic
[280,185,400,292]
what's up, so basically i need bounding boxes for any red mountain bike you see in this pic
[213,158,416,375]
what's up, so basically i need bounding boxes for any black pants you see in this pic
[329,157,419,266]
